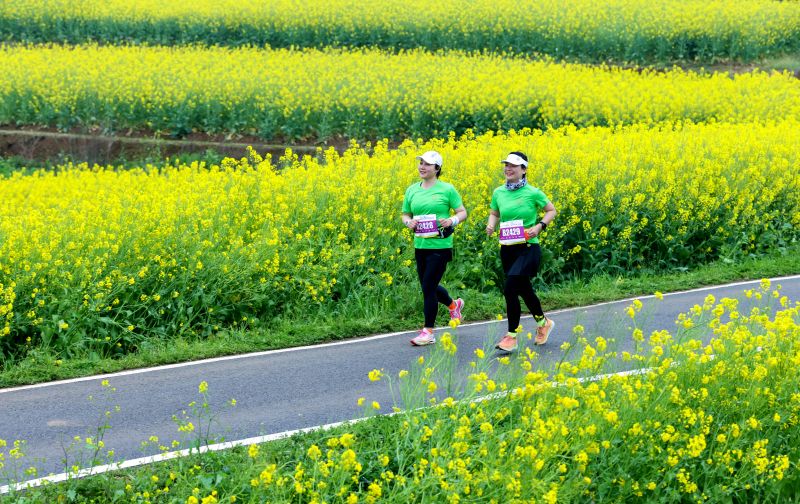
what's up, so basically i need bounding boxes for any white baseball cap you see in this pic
[501,153,528,167]
[416,150,443,166]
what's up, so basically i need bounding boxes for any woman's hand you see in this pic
[524,223,543,239]
[405,219,419,230]
[439,217,453,227]
[485,224,496,236]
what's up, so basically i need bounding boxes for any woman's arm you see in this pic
[525,202,557,238]
[485,209,500,236]
[401,212,418,230]
[440,205,467,227]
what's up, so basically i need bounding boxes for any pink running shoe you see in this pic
[535,317,555,345]
[410,329,436,346]
[495,333,518,352]
[449,298,464,321]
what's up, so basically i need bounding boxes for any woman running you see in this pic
[486,151,557,352]
[401,150,468,346]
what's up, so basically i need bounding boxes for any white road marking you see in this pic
[1,274,796,395]
[1,364,664,494]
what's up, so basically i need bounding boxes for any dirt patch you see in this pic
[0,127,367,166]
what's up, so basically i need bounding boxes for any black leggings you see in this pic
[500,243,544,333]
[415,248,454,328]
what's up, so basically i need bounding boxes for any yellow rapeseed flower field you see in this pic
[1,122,798,356]
[1,45,799,140]
[1,0,799,62]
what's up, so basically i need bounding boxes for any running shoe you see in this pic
[411,329,436,346]
[495,333,518,352]
[535,317,555,345]
[449,298,464,321]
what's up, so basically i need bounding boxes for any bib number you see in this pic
[414,214,439,238]
[499,220,526,245]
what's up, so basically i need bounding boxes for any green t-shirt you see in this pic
[402,180,464,249]
[490,184,550,244]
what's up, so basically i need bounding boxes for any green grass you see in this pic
[762,51,800,73]
[669,50,800,76]
[2,245,797,388]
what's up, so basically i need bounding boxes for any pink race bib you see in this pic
[499,220,526,245]
[414,214,439,238]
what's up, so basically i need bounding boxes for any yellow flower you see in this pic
[248,444,259,459]
[198,381,208,394]
[307,444,322,459]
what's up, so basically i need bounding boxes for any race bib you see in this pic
[499,220,526,245]
[414,214,439,238]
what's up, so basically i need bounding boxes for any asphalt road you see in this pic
[1,275,798,483]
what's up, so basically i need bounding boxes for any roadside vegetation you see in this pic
[4,282,798,502]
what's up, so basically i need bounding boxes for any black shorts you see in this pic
[500,243,541,277]
[415,248,453,264]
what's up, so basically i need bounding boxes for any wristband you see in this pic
[538,221,548,230]
[451,215,460,227]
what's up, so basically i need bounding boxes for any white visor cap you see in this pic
[416,150,443,166]
[501,154,528,167]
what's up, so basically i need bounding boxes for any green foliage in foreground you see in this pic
[4,284,799,502]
